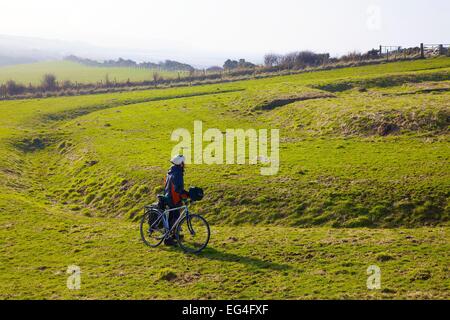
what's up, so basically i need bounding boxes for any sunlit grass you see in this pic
[0,57,449,299]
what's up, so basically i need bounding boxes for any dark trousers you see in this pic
[169,208,180,231]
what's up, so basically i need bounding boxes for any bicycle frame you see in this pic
[149,203,194,239]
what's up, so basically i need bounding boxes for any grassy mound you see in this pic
[0,57,449,299]
[338,108,449,136]
[0,58,447,227]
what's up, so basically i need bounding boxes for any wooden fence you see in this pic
[378,43,449,60]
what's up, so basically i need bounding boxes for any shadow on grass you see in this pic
[198,247,291,271]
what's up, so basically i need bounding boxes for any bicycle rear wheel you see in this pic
[140,207,166,247]
[176,214,210,254]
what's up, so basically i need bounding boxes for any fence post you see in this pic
[438,44,444,55]
[420,43,424,58]
[379,45,382,56]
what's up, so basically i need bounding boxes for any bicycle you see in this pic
[140,196,210,254]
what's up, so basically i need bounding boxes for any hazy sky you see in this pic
[1,0,449,63]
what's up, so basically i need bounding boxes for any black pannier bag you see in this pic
[189,187,204,202]
[157,194,167,210]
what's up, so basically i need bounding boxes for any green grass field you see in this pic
[0,60,186,85]
[0,57,449,299]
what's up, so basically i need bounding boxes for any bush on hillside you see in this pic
[5,80,26,96]
[41,73,57,91]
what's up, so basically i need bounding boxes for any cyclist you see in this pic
[163,155,189,246]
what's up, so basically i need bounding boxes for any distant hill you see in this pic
[0,34,226,68]
[0,55,38,67]
[0,34,79,66]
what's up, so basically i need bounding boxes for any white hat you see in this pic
[170,155,185,165]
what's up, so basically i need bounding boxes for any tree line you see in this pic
[263,49,384,69]
[0,73,59,96]
[65,55,195,72]
[215,48,383,71]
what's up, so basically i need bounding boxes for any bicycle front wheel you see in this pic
[176,214,210,254]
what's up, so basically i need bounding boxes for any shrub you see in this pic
[223,59,239,70]
[5,80,26,96]
[277,51,330,69]
[264,53,282,67]
[0,84,7,97]
[61,80,73,90]
[41,73,57,91]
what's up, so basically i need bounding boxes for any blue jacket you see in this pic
[164,165,187,207]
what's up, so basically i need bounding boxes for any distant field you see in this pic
[0,60,187,85]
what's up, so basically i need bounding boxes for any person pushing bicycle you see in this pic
[140,155,209,253]
[163,155,189,246]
